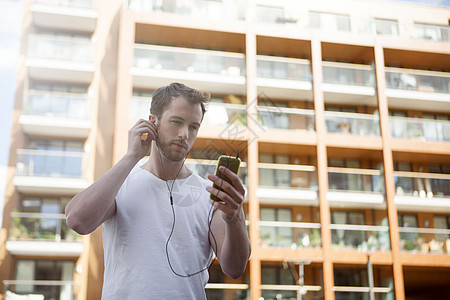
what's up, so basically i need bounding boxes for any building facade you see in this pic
[1,0,450,299]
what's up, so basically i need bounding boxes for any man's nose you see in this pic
[178,125,188,140]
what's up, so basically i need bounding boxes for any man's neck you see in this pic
[143,144,190,181]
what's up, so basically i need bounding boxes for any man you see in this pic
[65,82,251,299]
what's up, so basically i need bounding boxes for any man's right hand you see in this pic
[127,118,158,160]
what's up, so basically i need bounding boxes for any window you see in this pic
[394,162,413,195]
[328,158,363,191]
[255,5,284,24]
[261,265,295,299]
[428,164,450,197]
[14,260,75,299]
[310,11,350,32]
[414,23,450,42]
[331,211,366,248]
[258,100,289,129]
[260,207,293,247]
[259,154,290,187]
[433,216,450,242]
[374,18,399,36]
[398,213,418,244]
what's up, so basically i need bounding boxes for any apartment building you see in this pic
[1,0,449,299]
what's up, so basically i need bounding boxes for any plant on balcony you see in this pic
[9,216,30,240]
[310,228,321,248]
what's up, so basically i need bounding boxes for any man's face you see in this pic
[155,96,203,162]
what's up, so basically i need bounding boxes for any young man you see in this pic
[65,82,251,299]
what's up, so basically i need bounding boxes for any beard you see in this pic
[155,125,189,162]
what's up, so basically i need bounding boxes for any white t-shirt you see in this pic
[101,166,215,299]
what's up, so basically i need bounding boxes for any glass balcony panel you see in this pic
[259,165,317,190]
[399,227,450,254]
[328,168,384,193]
[28,34,94,63]
[4,280,78,300]
[257,106,315,131]
[33,0,92,8]
[134,44,246,76]
[16,149,86,178]
[257,56,311,80]
[335,290,392,300]
[322,62,374,87]
[325,111,380,136]
[9,212,81,242]
[394,173,450,198]
[24,91,88,119]
[330,224,391,251]
[259,221,322,249]
[389,116,450,142]
[385,69,450,93]
[203,103,247,126]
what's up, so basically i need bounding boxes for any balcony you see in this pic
[399,227,450,254]
[330,224,391,252]
[203,102,247,126]
[205,284,249,300]
[257,106,315,131]
[390,116,450,142]
[325,111,380,136]
[132,44,246,94]
[256,55,312,99]
[413,23,450,43]
[30,0,98,32]
[328,167,385,209]
[14,149,89,195]
[27,34,95,83]
[322,62,376,104]
[6,212,83,256]
[385,68,450,112]
[20,90,91,138]
[261,285,322,300]
[333,287,393,300]
[394,171,450,212]
[185,158,248,187]
[3,280,79,300]
[257,163,318,205]
[259,220,321,249]
[127,0,244,21]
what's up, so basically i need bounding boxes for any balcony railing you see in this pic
[127,0,244,21]
[322,62,375,87]
[258,163,317,190]
[257,106,315,131]
[414,23,450,42]
[203,103,247,126]
[259,220,321,249]
[23,90,89,119]
[325,111,380,136]
[3,280,79,300]
[394,171,450,198]
[134,44,246,77]
[390,116,450,142]
[261,285,322,300]
[328,167,384,193]
[330,224,391,251]
[205,283,249,299]
[399,227,450,254]
[257,55,311,81]
[9,212,80,242]
[385,67,450,93]
[16,149,87,178]
[333,287,393,299]
[32,0,93,8]
[27,34,94,63]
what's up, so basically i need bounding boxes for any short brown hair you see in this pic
[150,82,210,120]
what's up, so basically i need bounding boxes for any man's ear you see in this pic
[149,114,157,124]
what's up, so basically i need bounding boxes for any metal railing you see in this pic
[27,34,94,63]
[16,149,87,178]
[134,44,246,77]
[3,280,79,300]
[394,171,450,198]
[257,55,311,81]
[261,285,322,300]
[330,224,391,251]
[9,212,80,242]
[325,111,380,136]
[23,90,89,119]
[259,220,321,249]
[333,287,393,299]
[322,61,375,87]
[399,227,450,254]
[385,67,450,93]
[389,116,450,142]
[258,163,317,190]
[257,106,315,131]
[328,167,384,193]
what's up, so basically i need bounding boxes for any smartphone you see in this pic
[210,155,241,202]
